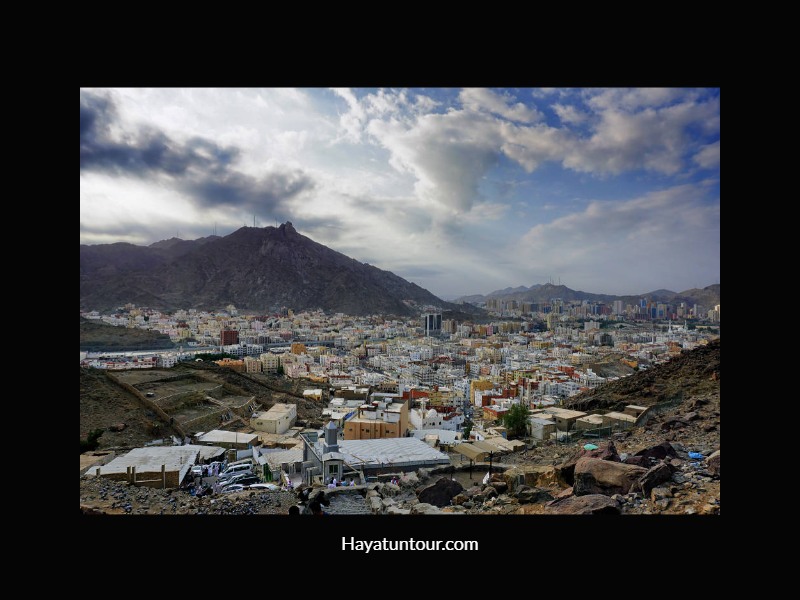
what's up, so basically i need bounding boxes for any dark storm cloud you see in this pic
[80,90,315,218]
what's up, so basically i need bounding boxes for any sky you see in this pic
[80,87,720,300]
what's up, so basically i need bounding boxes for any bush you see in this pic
[80,428,104,454]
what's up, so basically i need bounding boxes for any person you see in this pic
[309,500,325,516]
[349,478,355,486]
[332,477,337,487]
[288,505,300,515]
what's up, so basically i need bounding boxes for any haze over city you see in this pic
[80,87,720,299]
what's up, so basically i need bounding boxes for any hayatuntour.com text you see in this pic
[342,537,478,552]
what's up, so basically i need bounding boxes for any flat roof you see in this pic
[324,437,450,468]
[541,407,587,419]
[195,430,259,444]
[83,445,221,478]
[577,414,605,423]
[604,412,637,422]
[410,429,461,444]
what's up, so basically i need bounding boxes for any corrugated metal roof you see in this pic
[334,437,450,468]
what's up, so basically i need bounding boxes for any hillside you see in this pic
[80,222,480,317]
[565,339,720,412]
[80,317,175,352]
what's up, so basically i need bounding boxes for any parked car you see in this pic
[221,484,245,494]
[217,463,253,480]
[248,483,280,491]
[191,465,204,477]
[219,473,260,488]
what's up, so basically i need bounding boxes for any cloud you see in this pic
[517,184,720,293]
[80,90,316,221]
[459,88,542,123]
[552,103,588,125]
[693,141,720,169]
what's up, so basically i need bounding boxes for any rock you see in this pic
[451,493,469,506]
[478,485,498,501]
[611,494,624,504]
[661,417,689,431]
[368,496,383,514]
[496,494,513,505]
[635,441,679,461]
[706,450,720,478]
[638,461,674,497]
[398,472,419,488]
[381,482,401,497]
[417,468,431,482]
[545,494,621,515]
[386,506,411,515]
[691,398,709,409]
[654,498,671,510]
[672,473,687,484]
[410,502,441,515]
[108,422,126,432]
[463,485,482,498]
[417,478,464,507]
[555,486,574,500]
[684,507,697,515]
[381,498,395,509]
[683,411,700,421]
[489,480,508,494]
[703,424,717,432]
[506,465,566,489]
[515,485,554,504]
[462,501,475,509]
[668,458,683,469]
[650,486,672,501]
[623,455,649,467]
[574,457,647,496]
[582,440,621,462]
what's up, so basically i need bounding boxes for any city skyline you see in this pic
[80,87,720,299]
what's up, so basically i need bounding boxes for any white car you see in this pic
[248,483,280,491]
[191,465,204,477]
[221,484,245,494]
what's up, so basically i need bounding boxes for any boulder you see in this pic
[545,494,621,515]
[635,441,679,461]
[410,502,441,515]
[108,423,126,432]
[555,486,574,500]
[683,411,700,421]
[504,465,565,489]
[368,495,383,514]
[650,486,672,501]
[515,485,554,504]
[398,472,419,488]
[381,482,401,497]
[574,457,647,496]
[638,461,675,497]
[417,478,464,507]
[623,455,649,467]
[386,506,411,515]
[489,480,508,494]
[451,493,469,506]
[703,423,717,432]
[706,450,720,478]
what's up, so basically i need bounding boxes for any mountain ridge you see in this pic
[455,282,720,308]
[80,223,479,316]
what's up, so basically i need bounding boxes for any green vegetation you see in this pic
[80,428,104,454]
[502,404,531,439]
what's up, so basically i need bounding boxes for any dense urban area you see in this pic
[80,298,720,516]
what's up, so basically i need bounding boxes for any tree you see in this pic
[502,404,531,439]
[462,417,473,440]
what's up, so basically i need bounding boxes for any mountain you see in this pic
[455,282,720,308]
[80,223,477,316]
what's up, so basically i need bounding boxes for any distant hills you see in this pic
[80,222,479,316]
[455,282,720,309]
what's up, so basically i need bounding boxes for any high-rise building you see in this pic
[422,312,442,336]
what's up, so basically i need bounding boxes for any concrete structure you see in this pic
[529,416,557,441]
[530,407,587,432]
[194,429,259,450]
[343,397,408,440]
[83,445,224,488]
[302,389,323,402]
[575,414,605,431]
[250,403,297,435]
[623,405,647,418]
[601,411,637,429]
